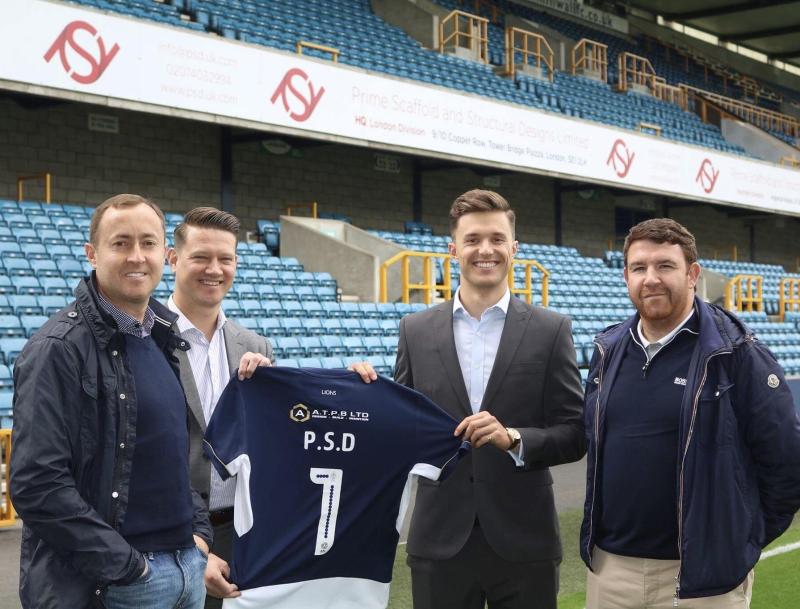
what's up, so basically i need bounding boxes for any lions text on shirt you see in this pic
[204,367,467,609]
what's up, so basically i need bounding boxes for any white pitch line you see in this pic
[760,540,800,560]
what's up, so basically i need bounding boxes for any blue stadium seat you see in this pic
[320,356,345,369]
[301,318,325,336]
[342,336,367,356]
[8,295,42,315]
[13,277,44,296]
[257,317,282,336]
[0,337,28,365]
[341,319,365,336]
[299,336,326,357]
[320,335,347,356]
[20,315,48,337]
[0,364,13,390]
[280,318,304,337]
[297,357,323,368]
[0,315,24,338]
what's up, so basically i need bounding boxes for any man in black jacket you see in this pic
[10,194,212,609]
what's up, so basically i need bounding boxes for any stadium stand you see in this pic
[1,197,799,428]
[60,0,776,157]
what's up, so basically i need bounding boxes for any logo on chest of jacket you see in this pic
[674,377,687,386]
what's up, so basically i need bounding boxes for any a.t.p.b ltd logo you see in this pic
[290,403,311,423]
[44,21,120,85]
[270,67,325,122]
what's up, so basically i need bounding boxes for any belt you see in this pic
[209,507,234,527]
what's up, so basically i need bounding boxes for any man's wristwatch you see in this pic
[506,427,521,450]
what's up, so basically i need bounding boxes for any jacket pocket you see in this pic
[695,383,736,447]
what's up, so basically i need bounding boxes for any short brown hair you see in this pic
[623,218,698,267]
[449,189,515,236]
[89,194,165,245]
[173,207,241,250]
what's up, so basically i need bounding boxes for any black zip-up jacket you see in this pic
[10,275,212,609]
[581,298,800,599]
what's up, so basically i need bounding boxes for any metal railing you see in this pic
[724,275,763,313]
[0,429,14,528]
[508,259,549,306]
[779,278,800,321]
[680,84,800,138]
[780,156,800,168]
[285,201,318,218]
[439,10,489,64]
[296,41,340,62]
[571,39,608,83]
[380,251,452,305]
[616,52,656,93]
[653,77,688,109]
[637,122,662,136]
[17,172,52,203]
[505,27,553,81]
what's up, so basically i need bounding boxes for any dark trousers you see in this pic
[408,525,559,609]
[203,519,234,609]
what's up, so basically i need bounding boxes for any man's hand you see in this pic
[454,411,511,450]
[204,552,241,599]
[348,361,378,384]
[238,352,272,380]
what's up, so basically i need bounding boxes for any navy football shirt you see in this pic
[204,367,467,609]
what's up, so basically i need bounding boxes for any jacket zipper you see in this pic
[674,348,731,606]
[586,341,606,568]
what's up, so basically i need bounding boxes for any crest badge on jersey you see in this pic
[767,374,780,389]
[290,403,311,422]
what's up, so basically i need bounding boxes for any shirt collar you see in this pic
[167,295,227,339]
[453,288,511,319]
[96,288,155,338]
[636,307,696,349]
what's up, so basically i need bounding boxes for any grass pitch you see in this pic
[388,512,800,609]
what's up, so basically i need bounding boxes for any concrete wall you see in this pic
[721,119,799,164]
[1,94,797,273]
[370,0,445,50]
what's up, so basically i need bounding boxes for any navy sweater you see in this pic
[596,318,698,559]
[119,334,194,552]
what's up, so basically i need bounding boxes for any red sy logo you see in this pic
[695,159,720,194]
[606,139,635,178]
[270,68,325,122]
[44,21,120,85]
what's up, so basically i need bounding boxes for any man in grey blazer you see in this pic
[393,190,584,609]
[167,208,273,608]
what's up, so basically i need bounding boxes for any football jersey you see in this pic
[204,367,467,609]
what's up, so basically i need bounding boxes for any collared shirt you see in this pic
[96,288,155,338]
[453,289,524,465]
[636,308,696,361]
[168,296,235,510]
[453,288,510,414]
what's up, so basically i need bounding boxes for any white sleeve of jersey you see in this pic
[225,454,254,537]
[395,463,445,534]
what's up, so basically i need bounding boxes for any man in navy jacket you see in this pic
[580,218,800,608]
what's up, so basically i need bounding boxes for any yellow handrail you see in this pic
[439,10,489,64]
[680,84,800,138]
[724,275,763,313]
[508,259,549,306]
[780,156,800,168]
[285,201,318,218]
[653,77,688,109]
[571,38,607,83]
[380,251,452,305]
[637,122,662,136]
[617,52,657,93]
[17,172,52,203]
[779,278,800,321]
[0,429,14,527]
[296,41,340,62]
[505,27,554,81]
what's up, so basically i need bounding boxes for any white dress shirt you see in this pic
[453,288,524,465]
[168,296,236,510]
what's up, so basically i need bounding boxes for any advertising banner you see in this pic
[2,0,799,216]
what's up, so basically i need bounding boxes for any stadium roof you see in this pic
[627,0,800,69]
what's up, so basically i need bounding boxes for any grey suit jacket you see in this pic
[395,296,585,563]
[175,319,272,507]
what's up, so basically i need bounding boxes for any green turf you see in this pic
[388,514,800,609]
